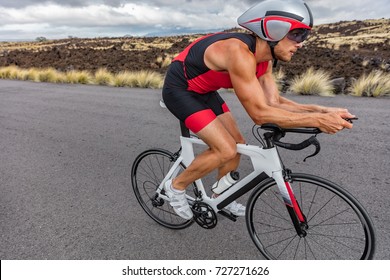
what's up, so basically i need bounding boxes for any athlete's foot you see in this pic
[164,179,193,220]
[211,194,246,216]
[224,201,246,216]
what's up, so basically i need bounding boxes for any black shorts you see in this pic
[162,88,230,133]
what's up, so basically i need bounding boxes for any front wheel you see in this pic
[131,148,196,229]
[246,173,376,260]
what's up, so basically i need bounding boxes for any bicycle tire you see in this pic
[131,148,195,229]
[246,173,376,260]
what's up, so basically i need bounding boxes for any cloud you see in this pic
[0,0,388,40]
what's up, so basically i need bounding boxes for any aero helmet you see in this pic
[237,0,313,42]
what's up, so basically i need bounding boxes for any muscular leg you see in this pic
[215,112,245,179]
[172,115,238,191]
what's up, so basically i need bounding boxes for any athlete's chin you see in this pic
[275,55,292,63]
[278,57,292,63]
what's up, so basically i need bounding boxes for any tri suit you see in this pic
[162,32,269,133]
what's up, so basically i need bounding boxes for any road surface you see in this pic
[1,80,389,259]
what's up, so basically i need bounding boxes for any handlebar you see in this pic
[258,123,322,162]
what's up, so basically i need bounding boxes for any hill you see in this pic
[0,19,389,85]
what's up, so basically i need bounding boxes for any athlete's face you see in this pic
[274,37,304,62]
[273,28,310,62]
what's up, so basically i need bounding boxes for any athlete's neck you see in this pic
[255,37,274,63]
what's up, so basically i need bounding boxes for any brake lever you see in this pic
[344,117,358,123]
[303,136,321,162]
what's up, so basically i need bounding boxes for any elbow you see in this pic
[266,98,280,108]
[251,106,273,125]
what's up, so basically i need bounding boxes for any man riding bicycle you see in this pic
[162,0,355,220]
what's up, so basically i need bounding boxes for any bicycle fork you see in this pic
[285,181,308,237]
[274,170,308,237]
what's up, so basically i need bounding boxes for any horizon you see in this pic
[1,17,388,43]
[1,0,389,42]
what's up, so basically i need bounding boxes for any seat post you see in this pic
[180,121,190,138]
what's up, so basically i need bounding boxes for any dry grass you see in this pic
[111,71,134,87]
[65,70,93,84]
[111,70,163,88]
[38,68,66,83]
[94,68,114,85]
[289,67,334,96]
[156,54,175,68]
[272,67,286,92]
[348,70,390,97]
[0,65,19,79]
[0,65,164,89]
[3,65,390,97]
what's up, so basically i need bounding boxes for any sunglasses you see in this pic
[286,28,311,43]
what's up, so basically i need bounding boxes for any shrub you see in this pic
[65,70,93,84]
[35,36,47,42]
[289,67,334,96]
[0,66,168,89]
[111,70,163,88]
[0,65,19,79]
[94,68,114,85]
[272,67,286,92]
[38,68,65,83]
[26,68,40,82]
[156,54,174,68]
[348,70,390,97]
[112,71,133,87]
[133,70,163,89]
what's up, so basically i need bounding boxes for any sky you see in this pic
[0,0,389,41]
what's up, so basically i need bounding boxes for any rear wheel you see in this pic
[131,148,195,229]
[246,173,376,259]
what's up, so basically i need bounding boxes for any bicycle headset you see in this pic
[237,0,313,66]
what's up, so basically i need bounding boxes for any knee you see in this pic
[218,141,238,163]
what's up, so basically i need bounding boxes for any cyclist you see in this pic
[162,0,355,219]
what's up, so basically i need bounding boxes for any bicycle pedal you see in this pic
[218,210,237,222]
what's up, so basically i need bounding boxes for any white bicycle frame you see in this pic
[156,134,295,214]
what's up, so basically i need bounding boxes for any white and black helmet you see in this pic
[237,0,313,42]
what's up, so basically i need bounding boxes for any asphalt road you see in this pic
[1,80,389,260]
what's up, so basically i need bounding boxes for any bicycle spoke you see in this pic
[310,208,358,229]
[309,228,366,251]
[275,234,299,259]
[255,199,291,223]
[307,194,337,223]
[304,232,344,259]
[253,221,295,235]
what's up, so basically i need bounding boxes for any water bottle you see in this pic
[211,171,240,195]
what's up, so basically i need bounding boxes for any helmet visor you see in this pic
[286,28,310,43]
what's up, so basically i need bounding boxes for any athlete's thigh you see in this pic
[196,117,236,153]
[206,91,245,144]
[217,112,245,144]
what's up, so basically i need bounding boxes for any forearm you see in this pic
[277,96,326,113]
[252,104,321,128]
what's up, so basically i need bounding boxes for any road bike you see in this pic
[131,105,376,260]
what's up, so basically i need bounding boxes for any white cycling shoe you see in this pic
[164,179,193,220]
[212,194,246,216]
[224,200,246,216]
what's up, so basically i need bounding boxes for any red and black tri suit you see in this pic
[162,32,269,133]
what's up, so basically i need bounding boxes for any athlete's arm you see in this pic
[259,63,355,118]
[205,39,352,133]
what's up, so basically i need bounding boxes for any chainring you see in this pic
[192,201,217,229]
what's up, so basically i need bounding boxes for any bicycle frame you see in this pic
[156,135,304,223]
